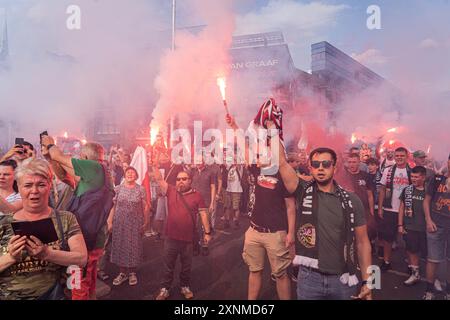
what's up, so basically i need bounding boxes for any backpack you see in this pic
[67,163,115,251]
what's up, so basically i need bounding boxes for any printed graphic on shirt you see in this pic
[298,223,316,248]
[257,175,278,190]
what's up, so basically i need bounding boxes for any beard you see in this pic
[315,176,333,186]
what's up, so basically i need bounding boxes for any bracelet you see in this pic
[46,144,56,150]
[204,231,212,235]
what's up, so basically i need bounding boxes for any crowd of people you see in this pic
[0,108,449,301]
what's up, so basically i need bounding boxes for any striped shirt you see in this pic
[0,192,21,216]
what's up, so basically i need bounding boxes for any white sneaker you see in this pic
[180,286,194,299]
[434,279,443,292]
[422,291,435,300]
[404,273,420,286]
[155,288,170,300]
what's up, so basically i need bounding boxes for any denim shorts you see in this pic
[426,212,450,263]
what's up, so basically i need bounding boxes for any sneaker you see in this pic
[201,246,209,256]
[380,261,391,272]
[404,270,420,286]
[97,270,109,281]
[145,230,157,237]
[112,273,128,286]
[422,291,435,300]
[180,286,194,299]
[129,272,138,286]
[155,288,170,300]
[434,279,443,292]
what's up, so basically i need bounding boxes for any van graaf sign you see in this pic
[231,59,279,70]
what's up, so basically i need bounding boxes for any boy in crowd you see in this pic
[398,166,428,286]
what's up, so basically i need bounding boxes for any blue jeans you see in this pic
[297,266,357,300]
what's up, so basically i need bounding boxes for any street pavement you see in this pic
[99,217,446,300]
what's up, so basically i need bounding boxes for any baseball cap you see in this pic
[413,150,427,158]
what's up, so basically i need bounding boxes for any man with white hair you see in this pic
[41,136,114,300]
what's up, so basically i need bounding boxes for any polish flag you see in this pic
[130,146,151,204]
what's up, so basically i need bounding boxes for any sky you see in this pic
[0,0,449,159]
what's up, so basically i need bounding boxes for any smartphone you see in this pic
[39,131,48,144]
[15,137,25,145]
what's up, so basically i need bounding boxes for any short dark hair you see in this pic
[348,153,360,160]
[367,157,379,166]
[23,141,34,151]
[0,160,18,192]
[0,159,18,169]
[349,147,359,153]
[177,170,192,180]
[395,147,408,154]
[124,166,139,179]
[309,147,337,164]
[412,165,426,176]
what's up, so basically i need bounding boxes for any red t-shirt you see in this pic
[165,185,206,242]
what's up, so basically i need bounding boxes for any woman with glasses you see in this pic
[109,166,149,286]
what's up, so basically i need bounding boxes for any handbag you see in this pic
[37,210,68,300]
[177,191,201,256]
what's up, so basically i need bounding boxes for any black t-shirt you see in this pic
[247,165,293,231]
[342,169,374,211]
[427,175,450,218]
[297,165,310,176]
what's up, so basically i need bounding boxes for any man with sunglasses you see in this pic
[152,165,212,301]
[277,138,372,300]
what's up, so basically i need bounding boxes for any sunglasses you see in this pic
[310,160,334,169]
[176,177,189,182]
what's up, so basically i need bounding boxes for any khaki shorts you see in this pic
[242,227,292,278]
[224,191,241,210]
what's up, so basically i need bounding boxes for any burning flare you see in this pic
[387,127,397,133]
[63,131,68,139]
[389,140,395,145]
[216,77,226,101]
[351,133,357,144]
[150,126,159,145]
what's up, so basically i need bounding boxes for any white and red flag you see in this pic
[130,146,151,205]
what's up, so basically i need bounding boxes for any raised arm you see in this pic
[151,163,168,195]
[276,134,299,194]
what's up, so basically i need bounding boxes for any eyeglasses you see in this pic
[176,177,189,182]
[310,160,334,169]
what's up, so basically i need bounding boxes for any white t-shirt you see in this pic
[226,165,243,193]
[380,167,410,212]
